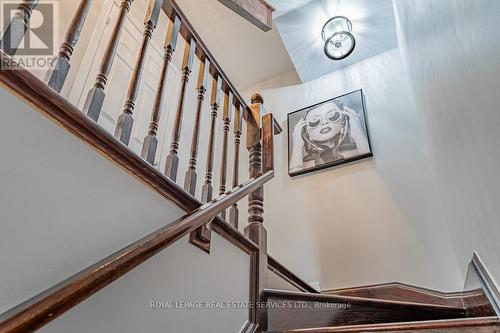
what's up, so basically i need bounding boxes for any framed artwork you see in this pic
[287,89,372,176]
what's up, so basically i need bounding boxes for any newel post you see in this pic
[245,93,268,327]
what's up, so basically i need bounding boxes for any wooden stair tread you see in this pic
[322,282,467,307]
[272,316,500,332]
[264,289,467,312]
[263,289,467,332]
[322,282,497,318]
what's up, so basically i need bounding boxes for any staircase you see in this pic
[0,1,498,333]
[275,318,500,333]
[261,283,499,332]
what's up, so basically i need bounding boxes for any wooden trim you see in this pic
[0,171,274,333]
[217,0,275,32]
[262,113,274,173]
[212,219,258,254]
[263,289,467,314]
[324,281,496,318]
[322,282,468,307]
[263,289,467,332]
[249,249,260,327]
[268,255,319,294]
[282,317,500,332]
[471,253,500,316]
[323,282,466,298]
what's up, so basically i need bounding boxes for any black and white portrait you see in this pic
[288,90,372,176]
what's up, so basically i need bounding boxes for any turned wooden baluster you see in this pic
[245,93,268,327]
[163,38,197,181]
[83,0,133,122]
[115,0,162,145]
[201,75,223,204]
[228,103,243,228]
[218,90,233,219]
[184,57,211,195]
[0,0,39,56]
[189,75,223,243]
[44,0,93,93]
[142,15,181,165]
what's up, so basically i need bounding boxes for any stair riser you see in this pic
[274,317,500,333]
[264,298,465,331]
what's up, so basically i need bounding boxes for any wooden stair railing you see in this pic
[0,171,273,333]
[0,51,282,332]
[0,0,288,330]
[0,51,284,331]
[0,0,281,243]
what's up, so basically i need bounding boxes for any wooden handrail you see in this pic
[0,171,274,333]
[268,255,319,294]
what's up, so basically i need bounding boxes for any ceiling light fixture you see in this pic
[321,16,356,60]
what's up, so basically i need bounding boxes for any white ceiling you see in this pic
[175,0,398,89]
[175,0,296,90]
[269,0,317,18]
[273,0,398,82]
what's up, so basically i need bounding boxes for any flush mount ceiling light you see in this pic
[321,16,356,60]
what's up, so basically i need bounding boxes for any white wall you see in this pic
[244,48,463,291]
[395,0,500,287]
[0,86,176,314]
[40,234,250,333]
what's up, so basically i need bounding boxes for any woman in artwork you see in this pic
[289,100,370,173]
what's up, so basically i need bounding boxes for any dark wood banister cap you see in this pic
[251,93,264,105]
[267,255,319,294]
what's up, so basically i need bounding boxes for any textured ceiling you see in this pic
[273,0,398,82]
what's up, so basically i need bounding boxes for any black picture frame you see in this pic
[287,89,373,177]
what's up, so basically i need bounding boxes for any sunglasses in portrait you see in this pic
[307,110,342,129]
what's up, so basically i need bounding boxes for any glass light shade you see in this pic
[321,16,356,60]
[321,16,352,41]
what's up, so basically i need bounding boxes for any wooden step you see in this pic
[273,316,500,332]
[323,282,496,318]
[323,283,467,306]
[263,289,467,332]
